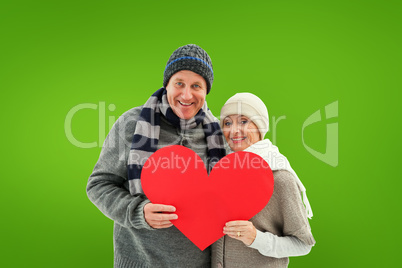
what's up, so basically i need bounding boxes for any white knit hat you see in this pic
[220,93,269,138]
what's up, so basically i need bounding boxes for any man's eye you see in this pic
[193,84,200,88]
[176,82,183,86]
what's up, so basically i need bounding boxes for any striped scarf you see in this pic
[127,87,226,195]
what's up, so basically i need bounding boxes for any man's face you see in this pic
[166,70,207,120]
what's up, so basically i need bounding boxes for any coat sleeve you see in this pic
[249,170,316,257]
[275,171,315,245]
[86,108,153,230]
[248,229,312,258]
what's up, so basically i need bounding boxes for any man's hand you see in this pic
[144,203,178,229]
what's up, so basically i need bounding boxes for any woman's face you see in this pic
[222,115,261,152]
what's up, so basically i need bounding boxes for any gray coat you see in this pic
[212,170,316,268]
[87,106,225,268]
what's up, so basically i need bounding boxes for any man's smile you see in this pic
[178,100,193,106]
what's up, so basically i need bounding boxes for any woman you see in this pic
[212,93,315,268]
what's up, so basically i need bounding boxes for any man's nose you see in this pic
[181,86,192,100]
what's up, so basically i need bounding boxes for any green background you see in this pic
[1,0,401,267]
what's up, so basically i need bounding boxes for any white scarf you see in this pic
[243,139,313,219]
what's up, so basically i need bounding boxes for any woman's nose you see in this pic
[231,123,241,134]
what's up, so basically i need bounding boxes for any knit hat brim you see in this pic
[163,58,213,92]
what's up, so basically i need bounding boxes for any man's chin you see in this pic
[173,109,196,120]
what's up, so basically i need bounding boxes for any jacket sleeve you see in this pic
[86,108,153,230]
[249,170,316,257]
[248,229,312,258]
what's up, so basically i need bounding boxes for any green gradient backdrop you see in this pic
[1,1,401,267]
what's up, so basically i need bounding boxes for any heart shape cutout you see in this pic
[141,145,274,250]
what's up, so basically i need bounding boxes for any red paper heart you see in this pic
[141,145,274,250]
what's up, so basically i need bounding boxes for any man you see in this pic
[87,44,227,267]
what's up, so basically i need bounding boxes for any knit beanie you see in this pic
[220,93,269,138]
[163,44,214,94]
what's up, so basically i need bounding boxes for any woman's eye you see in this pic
[224,121,232,126]
[241,120,248,124]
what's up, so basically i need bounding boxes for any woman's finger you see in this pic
[223,225,251,233]
[223,228,251,236]
[225,220,250,227]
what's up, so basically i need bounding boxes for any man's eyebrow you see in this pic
[193,81,205,86]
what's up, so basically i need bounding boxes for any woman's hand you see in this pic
[223,220,257,246]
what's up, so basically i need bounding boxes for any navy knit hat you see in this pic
[163,44,214,94]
